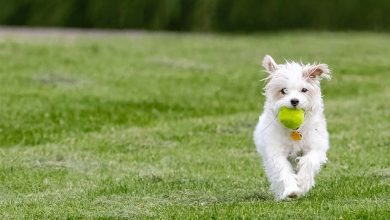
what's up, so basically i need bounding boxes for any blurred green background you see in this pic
[1,0,390,31]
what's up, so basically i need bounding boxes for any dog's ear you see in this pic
[262,55,278,73]
[304,64,331,80]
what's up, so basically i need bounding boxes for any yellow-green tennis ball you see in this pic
[278,107,304,130]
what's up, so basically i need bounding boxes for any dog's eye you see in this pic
[281,88,287,95]
[301,88,308,93]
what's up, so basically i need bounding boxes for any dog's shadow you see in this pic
[213,191,273,204]
[214,191,306,204]
[240,192,271,201]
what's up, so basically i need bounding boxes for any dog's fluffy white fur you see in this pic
[254,55,331,200]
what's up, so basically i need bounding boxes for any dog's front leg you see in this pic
[264,155,300,200]
[297,150,327,195]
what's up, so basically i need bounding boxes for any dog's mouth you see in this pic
[280,105,304,110]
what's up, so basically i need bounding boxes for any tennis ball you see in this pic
[278,107,304,130]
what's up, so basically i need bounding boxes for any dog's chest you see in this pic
[288,141,305,157]
[285,126,316,155]
[274,132,307,158]
[284,131,309,157]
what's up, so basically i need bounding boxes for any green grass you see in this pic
[0,30,389,219]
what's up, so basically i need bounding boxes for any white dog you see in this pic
[254,55,331,200]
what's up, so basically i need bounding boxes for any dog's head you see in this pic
[262,55,331,114]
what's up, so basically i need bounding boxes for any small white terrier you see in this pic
[254,55,331,200]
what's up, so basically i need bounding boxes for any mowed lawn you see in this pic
[0,29,389,219]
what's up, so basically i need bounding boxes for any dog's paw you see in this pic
[287,191,299,198]
[279,185,300,200]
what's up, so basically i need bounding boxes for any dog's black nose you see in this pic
[290,99,299,107]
